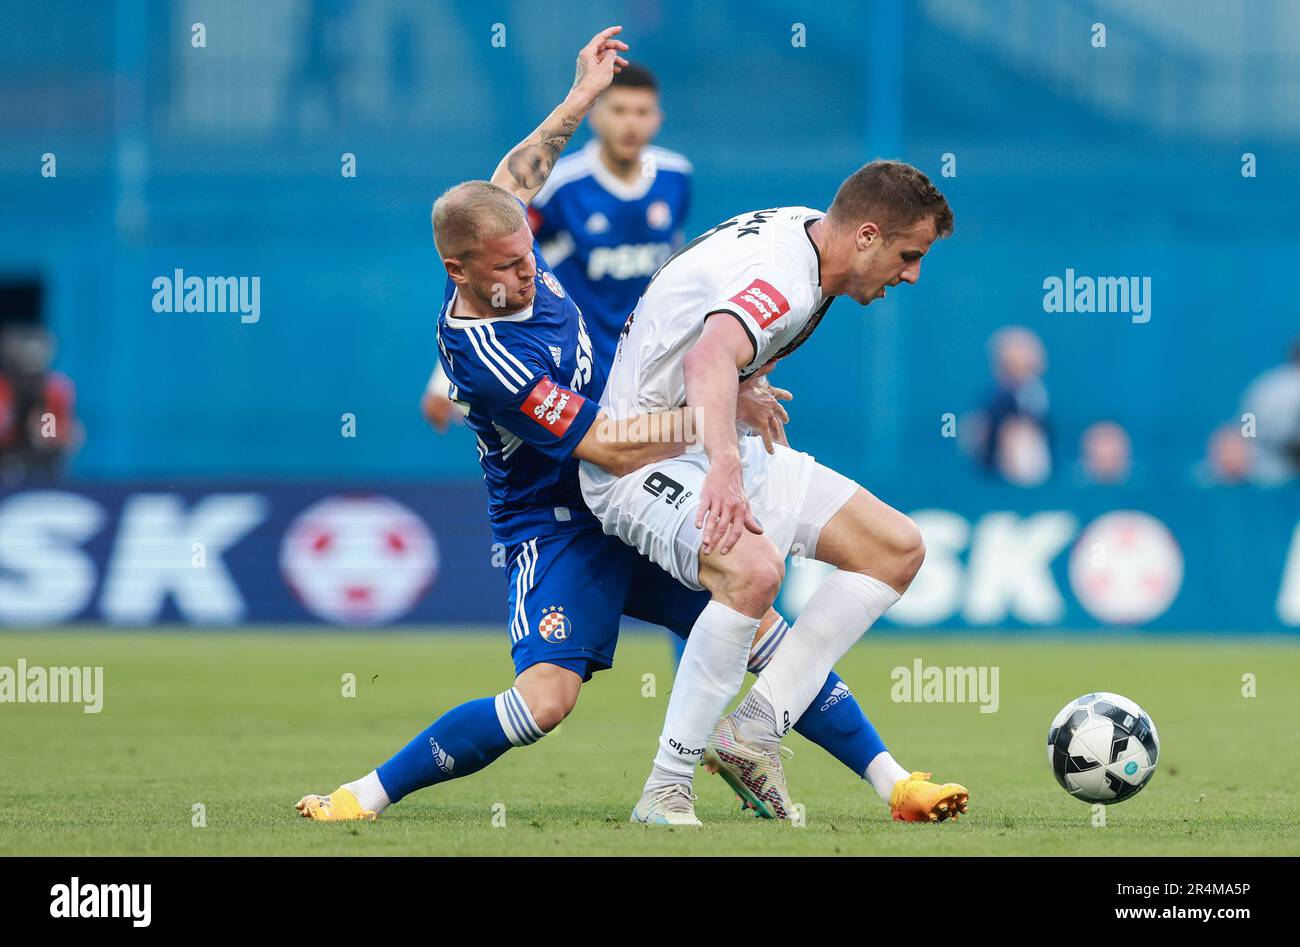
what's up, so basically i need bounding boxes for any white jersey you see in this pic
[599,206,834,416]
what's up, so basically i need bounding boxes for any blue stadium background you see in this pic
[1,0,1296,631]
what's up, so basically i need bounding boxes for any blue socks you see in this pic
[367,672,885,807]
[375,687,544,803]
[792,671,887,777]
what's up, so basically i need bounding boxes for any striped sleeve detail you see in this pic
[495,686,546,747]
[747,615,790,674]
[484,324,532,380]
[464,324,531,394]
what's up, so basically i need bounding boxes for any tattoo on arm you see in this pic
[505,120,578,190]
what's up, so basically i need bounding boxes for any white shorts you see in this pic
[579,438,859,591]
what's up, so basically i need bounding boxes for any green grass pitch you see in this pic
[1,629,1296,855]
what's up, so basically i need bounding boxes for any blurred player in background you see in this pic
[528,62,690,371]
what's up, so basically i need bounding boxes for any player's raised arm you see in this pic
[489,26,630,205]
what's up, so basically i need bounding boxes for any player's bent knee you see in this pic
[893,521,926,592]
[528,691,576,732]
[867,513,924,593]
[701,538,784,617]
[513,664,581,733]
[831,509,925,594]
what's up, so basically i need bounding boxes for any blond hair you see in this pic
[431,180,526,259]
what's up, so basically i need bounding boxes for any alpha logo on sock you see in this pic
[538,605,571,643]
[429,738,455,775]
[668,738,705,757]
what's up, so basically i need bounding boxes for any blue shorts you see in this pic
[505,527,709,682]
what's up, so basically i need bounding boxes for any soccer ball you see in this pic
[1047,692,1159,804]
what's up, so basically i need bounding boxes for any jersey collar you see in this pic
[587,140,657,202]
[804,214,826,288]
[442,287,535,329]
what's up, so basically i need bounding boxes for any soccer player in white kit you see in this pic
[580,162,959,824]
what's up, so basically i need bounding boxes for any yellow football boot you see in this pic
[295,786,377,822]
[889,771,969,823]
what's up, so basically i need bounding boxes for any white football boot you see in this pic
[701,714,794,820]
[629,783,703,826]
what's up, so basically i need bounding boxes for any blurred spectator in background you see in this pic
[1238,337,1300,484]
[1078,420,1133,485]
[976,326,1052,486]
[1196,423,1252,485]
[0,325,81,485]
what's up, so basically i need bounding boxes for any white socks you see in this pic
[751,570,899,740]
[865,752,911,803]
[645,600,760,792]
[344,770,392,815]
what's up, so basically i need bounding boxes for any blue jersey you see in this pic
[434,199,714,681]
[436,235,604,548]
[528,140,692,370]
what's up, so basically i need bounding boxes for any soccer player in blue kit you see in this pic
[421,67,698,449]
[296,27,966,826]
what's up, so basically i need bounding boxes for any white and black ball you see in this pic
[1047,692,1159,804]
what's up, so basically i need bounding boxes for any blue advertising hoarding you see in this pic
[0,480,1294,632]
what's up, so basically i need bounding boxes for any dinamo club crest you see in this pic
[541,271,565,298]
[538,605,571,642]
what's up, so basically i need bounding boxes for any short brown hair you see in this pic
[431,180,526,260]
[826,160,953,240]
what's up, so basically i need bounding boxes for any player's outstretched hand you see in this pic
[571,26,630,105]
[737,376,792,454]
[697,457,762,556]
